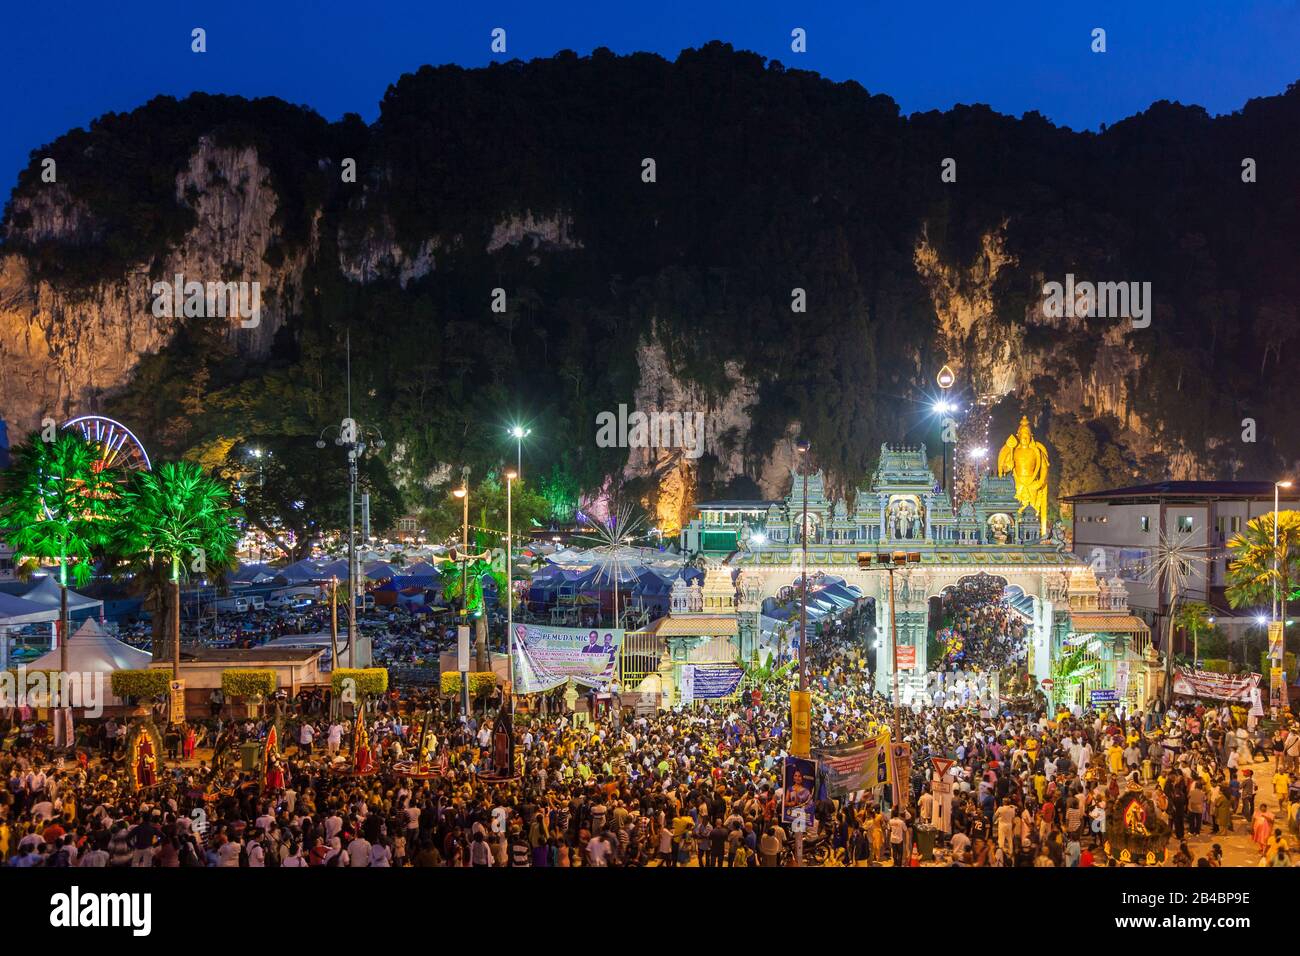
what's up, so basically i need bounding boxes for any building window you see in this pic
[1139,516,1150,533]
[1176,515,1194,533]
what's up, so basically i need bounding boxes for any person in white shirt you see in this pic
[327,723,343,756]
[370,839,392,867]
[587,834,610,866]
[79,844,109,867]
[348,835,372,866]
[217,837,242,867]
[247,839,265,867]
[298,722,316,755]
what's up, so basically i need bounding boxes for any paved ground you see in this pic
[1180,754,1281,867]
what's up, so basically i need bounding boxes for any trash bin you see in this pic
[914,825,936,862]
[240,741,262,772]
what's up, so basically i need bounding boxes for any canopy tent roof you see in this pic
[401,561,439,578]
[28,618,153,671]
[0,592,59,626]
[278,559,326,583]
[363,560,396,579]
[312,558,395,581]
[21,576,103,612]
[231,562,279,583]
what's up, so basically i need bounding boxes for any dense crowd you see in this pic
[2,604,1297,869]
[935,576,1028,671]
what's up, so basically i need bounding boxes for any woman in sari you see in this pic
[1252,802,1275,854]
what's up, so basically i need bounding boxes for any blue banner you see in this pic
[683,664,744,700]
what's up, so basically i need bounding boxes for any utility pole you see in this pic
[796,438,810,692]
[454,467,471,716]
[506,468,516,699]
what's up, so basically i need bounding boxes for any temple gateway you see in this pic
[666,441,1159,711]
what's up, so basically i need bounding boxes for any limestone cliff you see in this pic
[0,138,310,427]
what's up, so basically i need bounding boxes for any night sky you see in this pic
[1,0,1297,206]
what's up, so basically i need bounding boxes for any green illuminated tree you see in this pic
[1226,511,1300,642]
[0,432,119,678]
[114,461,241,678]
[440,554,507,669]
[1173,601,1214,666]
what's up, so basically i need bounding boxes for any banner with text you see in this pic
[682,664,744,701]
[1171,667,1259,704]
[816,732,891,798]
[511,624,624,693]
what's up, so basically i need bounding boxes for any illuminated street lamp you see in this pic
[510,425,532,479]
[934,366,957,495]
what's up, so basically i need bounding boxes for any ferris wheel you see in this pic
[62,415,152,473]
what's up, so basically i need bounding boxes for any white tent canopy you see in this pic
[28,618,153,671]
[0,592,58,626]
[21,575,104,613]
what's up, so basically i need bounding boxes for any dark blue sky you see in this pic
[2,0,1297,206]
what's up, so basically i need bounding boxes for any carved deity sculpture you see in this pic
[997,416,1050,535]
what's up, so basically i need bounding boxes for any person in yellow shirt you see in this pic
[1107,743,1124,775]
[1274,769,1291,818]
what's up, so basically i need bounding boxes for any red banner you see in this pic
[1171,668,1259,703]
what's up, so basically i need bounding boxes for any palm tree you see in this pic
[0,432,119,680]
[1050,643,1099,707]
[1173,601,1214,667]
[1226,511,1300,639]
[114,462,240,679]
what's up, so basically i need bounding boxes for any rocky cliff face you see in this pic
[914,225,1175,474]
[0,139,309,428]
[623,338,800,531]
[4,56,1295,513]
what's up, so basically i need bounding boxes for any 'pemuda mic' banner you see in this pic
[511,624,624,693]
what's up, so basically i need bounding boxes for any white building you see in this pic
[1064,480,1300,655]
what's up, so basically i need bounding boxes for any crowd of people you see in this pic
[934,576,1029,671]
[1,597,1296,869]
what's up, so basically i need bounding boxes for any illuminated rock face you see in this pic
[913,226,1188,478]
[624,339,800,532]
[0,139,310,428]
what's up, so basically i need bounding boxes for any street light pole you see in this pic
[857,551,921,741]
[1273,480,1292,621]
[511,426,531,480]
[454,468,470,715]
[347,446,357,668]
[796,438,810,692]
[506,469,516,695]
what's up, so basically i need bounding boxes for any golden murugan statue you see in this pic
[997,416,1050,535]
